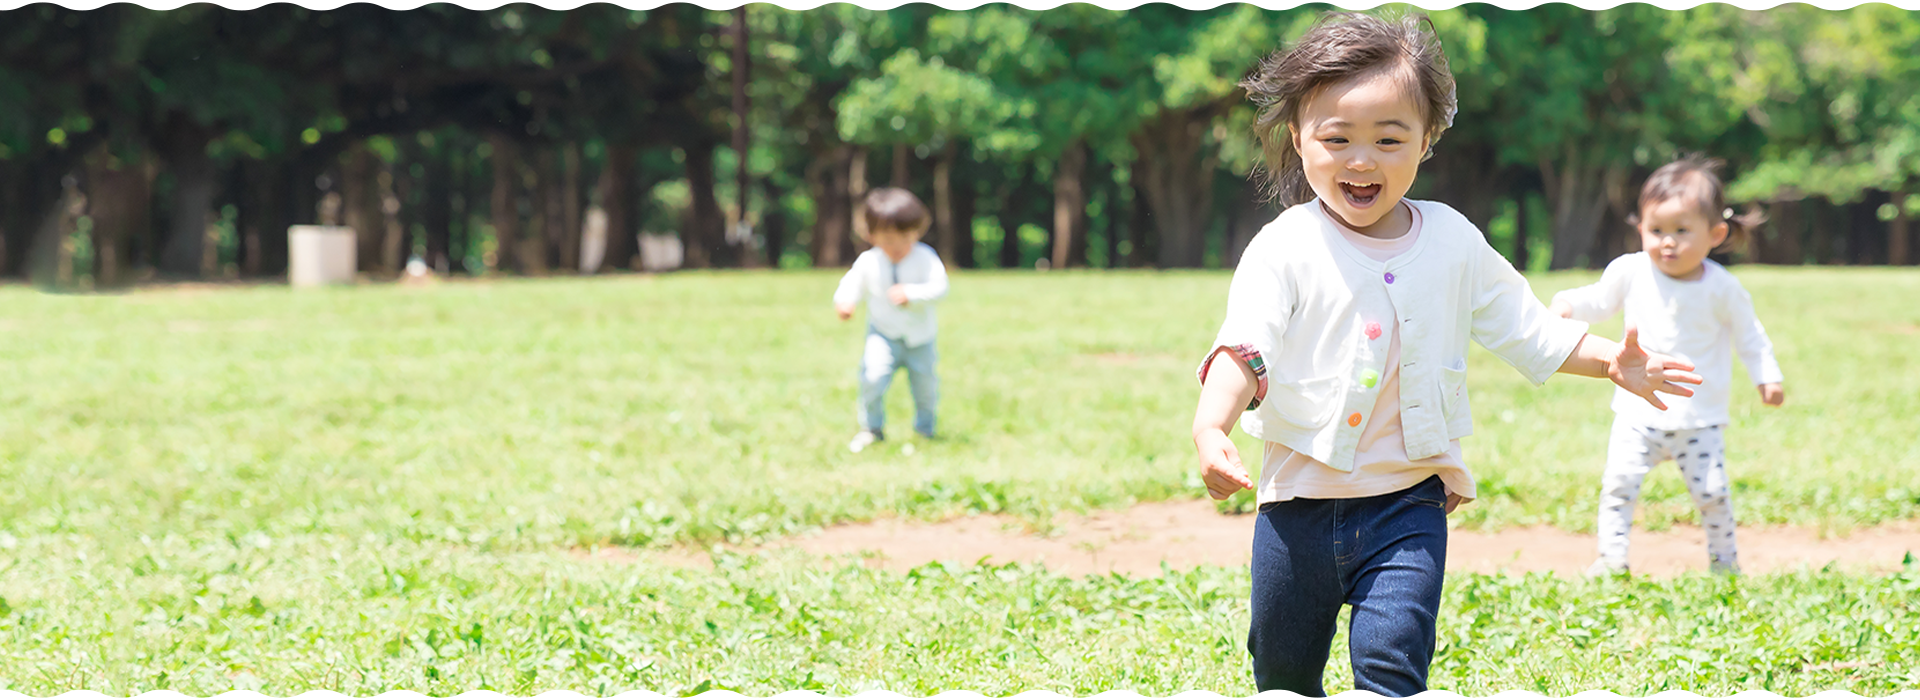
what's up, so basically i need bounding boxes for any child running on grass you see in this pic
[1549,156,1785,577]
[1190,12,1705,696]
[834,187,948,453]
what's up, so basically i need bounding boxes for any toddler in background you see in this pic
[1551,156,1785,576]
[833,188,949,453]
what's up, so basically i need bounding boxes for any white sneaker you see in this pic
[1585,558,1630,578]
[848,430,882,453]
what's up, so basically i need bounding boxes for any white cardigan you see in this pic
[1203,199,1590,472]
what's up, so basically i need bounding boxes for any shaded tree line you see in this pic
[3,4,1917,289]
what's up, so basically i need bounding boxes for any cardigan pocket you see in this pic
[1266,375,1343,429]
[1438,361,1469,420]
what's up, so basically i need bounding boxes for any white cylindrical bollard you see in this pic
[287,225,357,287]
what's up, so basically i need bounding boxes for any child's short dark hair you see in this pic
[860,187,930,240]
[1629,156,1766,253]
[1241,11,1458,206]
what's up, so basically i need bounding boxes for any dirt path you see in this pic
[647,500,1920,578]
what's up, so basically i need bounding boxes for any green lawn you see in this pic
[1,268,1916,694]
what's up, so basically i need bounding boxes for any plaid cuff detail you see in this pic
[1198,344,1269,411]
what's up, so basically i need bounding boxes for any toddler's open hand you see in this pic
[1194,428,1254,500]
[1610,326,1704,411]
[1548,300,1574,319]
[887,285,910,306]
[835,302,855,321]
[1758,382,1784,407]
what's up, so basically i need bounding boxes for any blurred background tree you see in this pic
[3,3,1916,289]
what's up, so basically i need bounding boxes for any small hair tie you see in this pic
[1723,207,1735,220]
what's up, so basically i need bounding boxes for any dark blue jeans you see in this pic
[1247,475,1449,697]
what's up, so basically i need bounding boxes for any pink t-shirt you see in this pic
[1255,203,1474,504]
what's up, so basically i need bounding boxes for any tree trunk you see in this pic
[220,163,247,278]
[761,178,788,268]
[1756,198,1802,265]
[1513,193,1532,272]
[1001,163,1036,269]
[683,140,722,269]
[85,146,155,289]
[933,143,956,265]
[158,128,220,278]
[1849,193,1888,265]
[26,170,84,286]
[557,143,582,272]
[1133,109,1220,268]
[1224,175,1267,269]
[5,139,105,281]
[892,143,910,188]
[952,152,976,269]
[1890,187,1910,266]
[424,143,453,273]
[536,147,564,274]
[448,148,472,274]
[848,146,871,257]
[231,159,261,277]
[1541,147,1625,270]
[488,134,520,273]
[1593,191,1632,265]
[380,159,406,275]
[1106,177,1123,269]
[731,4,753,267]
[264,161,290,276]
[394,140,425,272]
[597,144,635,272]
[1422,143,1501,234]
[808,145,851,268]
[1051,140,1087,269]
[520,147,550,275]
[1806,198,1837,264]
[0,159,16,277]
[1128,158,1154,268]
[340,142,380,274]
[293,158,320,227]
[1081,159,1112,268]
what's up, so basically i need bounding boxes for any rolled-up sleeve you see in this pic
[1471,239,1589,385]
[1198,235,1291,409]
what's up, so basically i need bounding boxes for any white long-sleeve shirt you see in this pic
[833,243,948,347]
[1552,252,1784,430]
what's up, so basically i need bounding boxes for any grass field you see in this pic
[1,268,1917,694]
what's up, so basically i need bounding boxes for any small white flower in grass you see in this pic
[0,532,15,549]
[902,443,916,456]
[1501,410,1517,424]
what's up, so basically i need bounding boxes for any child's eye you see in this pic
[1324,138,1348,145]
[1378,138,1402,146]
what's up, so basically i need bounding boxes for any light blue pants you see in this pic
[857,326,938,437]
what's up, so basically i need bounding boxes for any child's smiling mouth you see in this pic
[1340,180,1383,208]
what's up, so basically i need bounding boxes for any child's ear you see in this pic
[1710,220,1730,248]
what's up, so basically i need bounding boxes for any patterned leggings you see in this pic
[1595,418,1739,575]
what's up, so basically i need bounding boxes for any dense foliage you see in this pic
[3,4,1918,288]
